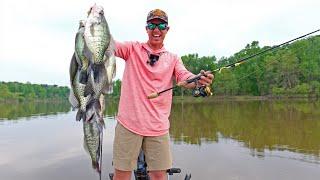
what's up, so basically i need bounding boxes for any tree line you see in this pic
[111,35,320,97]
[1,35,319,101]
[0,81,69,102]
[175,35,320,97]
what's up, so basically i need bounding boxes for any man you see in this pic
[113,9,213,180]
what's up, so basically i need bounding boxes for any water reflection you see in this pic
[0,101,70,120]
[170,100,320,159]
[1,99,319,162]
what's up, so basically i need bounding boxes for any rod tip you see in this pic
[147,92,159,99]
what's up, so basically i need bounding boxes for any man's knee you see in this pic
[149,170,167,180]
[113,169,132,180]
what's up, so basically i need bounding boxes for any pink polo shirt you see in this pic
[115,41,194,136]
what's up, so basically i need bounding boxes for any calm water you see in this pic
[0,99,319,180]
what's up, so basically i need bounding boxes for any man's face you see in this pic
[146,19,169,48]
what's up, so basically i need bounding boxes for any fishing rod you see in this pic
[147,28,320,99]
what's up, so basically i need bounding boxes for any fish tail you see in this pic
[76,109,86,121]
[92,160,100,173]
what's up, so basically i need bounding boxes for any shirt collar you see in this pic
[142,42,167,54]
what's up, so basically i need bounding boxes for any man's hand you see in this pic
[178,70,214,89]
[198,70,214,86]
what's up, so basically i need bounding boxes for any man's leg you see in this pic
[113,123,142,179]
[143,133,172,180]
[113,169,132,180]
[149,170,167,180]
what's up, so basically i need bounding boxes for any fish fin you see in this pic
[85,111,94,122]
[102,83,113,95]
[76,110,85,121]
[68,88,79,108]
[94,101,105,128]
[74,31,84,67]
[69,53,78,84]
[84,80,94,97]
[105,56,116,83]
[104,36,115,61]
[90,25,95,36]
[83,41,93,64]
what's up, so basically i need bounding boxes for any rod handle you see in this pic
[147,92,159,99]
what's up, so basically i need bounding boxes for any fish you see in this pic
[70,68,92,121]
[69,20,93,121]
[75,20,90,81]
[84,4,114,65]
[87,53,116,96]
[83,110,103,173]
[104,54,116,93]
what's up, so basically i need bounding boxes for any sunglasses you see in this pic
[146,23,168,30]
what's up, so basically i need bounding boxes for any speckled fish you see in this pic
[84,4,114,65]
[69,67,92,121]
[83,112,103,173]
[104,54,116,93]
[69,21,93,121]
[75,20,89,77]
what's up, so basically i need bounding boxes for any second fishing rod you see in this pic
[147,28,320,99]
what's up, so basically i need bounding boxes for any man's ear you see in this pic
[166,26,170,31]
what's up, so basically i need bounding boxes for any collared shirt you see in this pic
[115,41,194,136]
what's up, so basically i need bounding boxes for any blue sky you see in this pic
[1,0,319,86]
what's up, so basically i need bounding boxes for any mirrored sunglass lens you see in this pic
[158,23,167,30]
[147,23,156,30]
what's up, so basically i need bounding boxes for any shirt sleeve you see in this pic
[114,41,133,61]
[173,56,195,83]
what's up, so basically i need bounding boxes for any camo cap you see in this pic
[147,9,168,23]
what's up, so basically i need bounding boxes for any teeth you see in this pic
[153,35,160,37]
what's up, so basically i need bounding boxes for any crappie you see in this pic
[83,115,103,173]
[75,20,89,76]
[70,68,92,121]
[69,21,92,121]
[104,54,116,93]
[84,4,113,65]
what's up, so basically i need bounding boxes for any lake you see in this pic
[0,99,319,180]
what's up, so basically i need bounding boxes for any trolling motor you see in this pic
[109,150,191,180]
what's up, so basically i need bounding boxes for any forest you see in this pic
[0,81,69,102]
[1,35,319,101]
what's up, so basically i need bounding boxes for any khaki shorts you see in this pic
[113,123,172,171]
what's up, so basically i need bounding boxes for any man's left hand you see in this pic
[198,70,214,86]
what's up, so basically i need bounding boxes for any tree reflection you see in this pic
[170,100,320,157]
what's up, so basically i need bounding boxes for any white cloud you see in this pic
[1,0,319,86]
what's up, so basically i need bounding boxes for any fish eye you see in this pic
[99,11,104,15]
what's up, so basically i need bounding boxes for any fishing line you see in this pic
[148,29,320,99]
[99,130,103,180]
[231,40,310,84]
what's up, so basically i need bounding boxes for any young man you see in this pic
[113,9,213,180]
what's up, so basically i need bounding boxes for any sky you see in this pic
[1,0,319,87]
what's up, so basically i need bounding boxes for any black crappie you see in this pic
[84,4,113,65]
[75,20,89,75]
[83,112,103,173]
